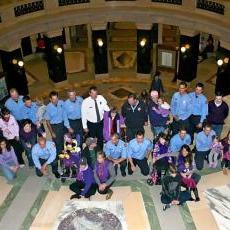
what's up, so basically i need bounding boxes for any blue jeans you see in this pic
[151,126,165,137]
[211,124,223,137]
[0,164,16,181]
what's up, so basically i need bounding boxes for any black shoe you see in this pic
[70,194,81,200]
[121,172,126,177]
[54,172,60,178]
[163,204,170,211]
[195,197,200,202]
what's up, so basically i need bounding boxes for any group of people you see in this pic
[0,79,230,210]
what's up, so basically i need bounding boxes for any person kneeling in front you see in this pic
[94,151,115,200]
[32,136,60,178]
[127,130,152,176]
[69,157,97,200]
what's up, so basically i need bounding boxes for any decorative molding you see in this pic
[91,23,107,30]
[136,23,153,30]
[44,29,63,38]
[179,28,200,37]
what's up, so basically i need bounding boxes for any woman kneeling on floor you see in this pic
[94,151,116,200]
[69,157,97,200]
[161,164,191,211]
[177,145,201,202]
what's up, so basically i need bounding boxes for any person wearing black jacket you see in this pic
[161,164,191,211]
[121,93,148,141]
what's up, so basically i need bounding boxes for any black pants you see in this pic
[171,118,190,137]
[189,115,202,142]
[51,123,65,154]
[128,158,149,176]
[35,158,58,177]
[155,159,169,177]
[221,159,230,168]
[69,180,97,198]
[87,120,104,149]
[69,119,83,146]
[126,126,144,142]
[195,150,210,170]
[114,160,127,175]
[97,183,113,194]
[8,139,25,164]
[161,191,191,205]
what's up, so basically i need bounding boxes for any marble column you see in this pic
[64,27,71,49]
[177,28,200,82]
[136,23,153,76]
[157,23,163,45]
[152,23,158,75]
[0,45,29,95]
[87,24,95,77]
[91,23,108,77]
[215,42,230,96]
[30,34,38,53]
[44,29,67,83]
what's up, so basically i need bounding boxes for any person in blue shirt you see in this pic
[189,83,208,142]
[45,91,69,154]
[32,136,60,178]
[5,88,24,122]
[104,133,127,177]
[64,89,83,145]
[171,82,192,136]
[195,123,216,170]
[127,130,152,176]
[20,95,39,126]
[170,127,191,153]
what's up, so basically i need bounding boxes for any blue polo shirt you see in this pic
[189,92,208,123]
[5,96,24,121]
[20,102,38,124]
[171,92,192,120]
[127,138,152,160]
[32,141,57,169]
[170,134,191,152]
[195,130,216,151]
[104,140,127,159]
[44,100,69,128]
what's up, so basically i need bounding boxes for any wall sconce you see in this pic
[223,57,229,64]
[12,59,24,67]
[54,45,63,54]
[139,38,147,47]
[217,59,223,66]
[180,47,186,53]
[97,38,104,47]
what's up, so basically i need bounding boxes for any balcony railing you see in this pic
[58,0,90,6]
[151,0,182,5]
[196,0,225,15]
[14,1,44,17]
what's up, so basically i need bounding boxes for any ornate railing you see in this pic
[58,0,90,6]
[151,0,182,5]
[14,1,44,17]
[196,0,225,15]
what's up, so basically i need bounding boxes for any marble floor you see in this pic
[0,55,230,229]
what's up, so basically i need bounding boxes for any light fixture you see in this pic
[18,60,24,67]
[57,47,63,54]
[185,44,190,49]
[223,57,229,64]
[12,59,18,65]
[217,59,223,66]
[180,47,186,53]
[97,38,104,47]
[140,38,147,47]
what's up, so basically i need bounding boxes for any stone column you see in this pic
[43,29,68,84]
[64,27,71,49]
[91,23,109,78]
[87,24,95,77]
[0,44,29,95]
[136,23,153,77]
[177,28,200,83]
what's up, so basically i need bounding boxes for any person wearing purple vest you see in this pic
[94,151,115,200]
[69,157,97,199]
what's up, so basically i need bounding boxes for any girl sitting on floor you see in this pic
[0,138,19,181]
[69,157,97,200]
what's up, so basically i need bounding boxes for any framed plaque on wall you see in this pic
[157,48,176,69]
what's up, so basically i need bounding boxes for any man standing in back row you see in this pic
[81,86,110,149]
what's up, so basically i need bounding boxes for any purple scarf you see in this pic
[96,160,110,183]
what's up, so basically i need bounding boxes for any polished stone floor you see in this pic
[0,55,230,230]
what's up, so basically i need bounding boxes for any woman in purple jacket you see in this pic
[69,157,97,199]
[94,151,115,200]
[0,138,19,181]
[177,145,201,202]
